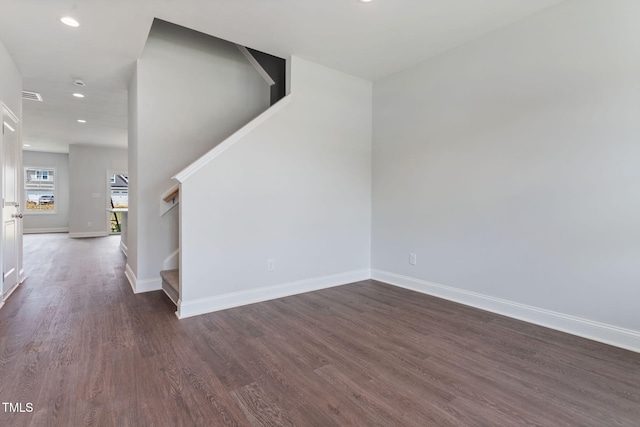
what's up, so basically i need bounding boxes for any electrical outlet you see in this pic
[267,259,275,272]
[409,253,417,266]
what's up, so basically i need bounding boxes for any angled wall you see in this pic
[128,20,270,290]
[178,56,372,317]
[372,0,640,350]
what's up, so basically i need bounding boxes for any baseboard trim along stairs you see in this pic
[160,269,179,305]
[125,262,638,352]
[176,269,370,319]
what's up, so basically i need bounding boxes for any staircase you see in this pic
[155,38,287,311]
[160,184,179,305]
[160,269,179,304]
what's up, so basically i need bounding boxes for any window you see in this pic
[25,167,56,213]
[110,175,128,208]
[109,174,128,233]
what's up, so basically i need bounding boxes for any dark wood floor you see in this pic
[1,234,639,426]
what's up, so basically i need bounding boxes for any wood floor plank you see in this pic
[249,337,384,427]
[0,233,639,426]
[191,330,256,391]
[169,335,249,427]
[314,364,424,427]
[30,364,79,427]
[231,382,294,427]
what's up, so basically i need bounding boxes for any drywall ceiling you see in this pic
[0,0,565,153]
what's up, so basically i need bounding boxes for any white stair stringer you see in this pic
[172,93,292,318]
[173,94,292,183]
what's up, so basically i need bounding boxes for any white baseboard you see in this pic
[125,263,162,294]
[372,270,640,354]
[2,282,20,301]
[177,269,370,319]
[120,241,128,257]
[0,301,4,311]
[23,227,69,234]
[69,231,108,239]
[19,269,26,284]
[124,264,135,293]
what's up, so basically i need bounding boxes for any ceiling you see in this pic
[0,0,565,153]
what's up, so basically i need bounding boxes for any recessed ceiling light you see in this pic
[358,0,373,3]
[77,119,87,123]
[23,144,31,147]
[73,93,85,98]
[60,16,80,27]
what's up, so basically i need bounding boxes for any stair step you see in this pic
[160,269,179,305]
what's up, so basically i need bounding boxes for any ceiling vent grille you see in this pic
[22,91,43,102]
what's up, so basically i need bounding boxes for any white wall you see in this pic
[372,0,640,340]
[0,39,21,118]
[178,56,372,317]
[127,66,139,284]
[22,151,69,233]
[128,19,270,289]
[68,145,127,238]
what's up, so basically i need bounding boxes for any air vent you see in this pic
[22,91,43,102]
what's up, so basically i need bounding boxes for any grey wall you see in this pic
[22,151,69,233]
[68,145,127,237]
[129,19,270,283]
[372,0,640,332]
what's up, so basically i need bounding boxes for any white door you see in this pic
[2,107,20,299]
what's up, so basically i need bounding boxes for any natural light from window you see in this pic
[24,167,55,213]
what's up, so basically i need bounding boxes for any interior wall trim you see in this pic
[372,269,640,354]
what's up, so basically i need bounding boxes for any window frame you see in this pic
[107,171,128,234]
[24,166,57,215]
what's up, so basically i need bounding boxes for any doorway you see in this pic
[107,171,128,235]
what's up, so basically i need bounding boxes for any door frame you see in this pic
[1,102,23,305]
[106,170,128,235]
